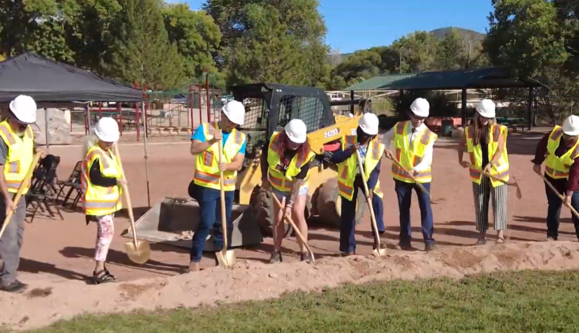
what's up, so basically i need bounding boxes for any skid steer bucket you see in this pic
[122,197,263,251]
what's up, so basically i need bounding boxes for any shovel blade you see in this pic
[216,250,236,267]
[124,240,151,265]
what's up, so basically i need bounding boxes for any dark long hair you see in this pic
[278,131,310,164]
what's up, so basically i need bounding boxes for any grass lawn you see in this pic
[12,270,579,332]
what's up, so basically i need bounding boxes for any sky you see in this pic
[168,0,494,53]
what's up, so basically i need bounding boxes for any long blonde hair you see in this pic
[82,128,99,158]
[471,113,497,145]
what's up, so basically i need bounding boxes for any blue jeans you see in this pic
[340,177,384,254]
[394,179,434,245]
[544,175,579,239]
[190,186,234,263]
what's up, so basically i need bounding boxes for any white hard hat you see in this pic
[285,119,307,144]
[562,115,579,136]
[9,95,37,124]
[94,117,120,142]
[222,100,245,126]
[410,98,429,117]
[476,99,496,118]
[358,113,379,136]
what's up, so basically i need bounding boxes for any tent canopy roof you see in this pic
[0,53,142,103]
[345,68,544,91]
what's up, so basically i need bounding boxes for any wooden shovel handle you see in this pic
[113,144,138,247]
[355,150,381,247]
[271,193,315,262]
[0,151,42,239]
[541,174,579,219]
[218,141,228,253]
[387,155,431,197]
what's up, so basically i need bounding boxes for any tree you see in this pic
[435,28,468,70]
[106,0,184,90]
[391,31,439,73]
[204,0,331,88]
[484,0,578,122]
[163,3,222,80]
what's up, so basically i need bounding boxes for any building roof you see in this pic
[345,68,544,91]
[345,74,415,91]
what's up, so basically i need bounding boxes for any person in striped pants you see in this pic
[458,99,509,244]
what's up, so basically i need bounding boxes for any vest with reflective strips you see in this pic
[545,125,579,179]
[81,145,122,216]
[193,123,246,191]
[266,132,316,193]
[465,124,510,187]
[0,120,34,194]
[337,135,384,201]
[391,121,437,184]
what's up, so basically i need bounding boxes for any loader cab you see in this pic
[230,83,335,163]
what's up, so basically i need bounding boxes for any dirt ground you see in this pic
[2,128,579,330]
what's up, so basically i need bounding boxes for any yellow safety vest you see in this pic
[465,124,510,186]
[266,131,316,193]
[337,135,384,201]
[545,125,579,179]
[193,123,246,191]
[81,145,123,216]
[391,121,437,184]
[0,120,34,194]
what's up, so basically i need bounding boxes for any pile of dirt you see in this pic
[2,241,579,331]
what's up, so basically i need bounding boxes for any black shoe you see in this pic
[340,250,355,257]
[269,250,282,263]
[300,252,311,262]
[0,280,28,293]
[425,243,436,252]
[399,241,412,251]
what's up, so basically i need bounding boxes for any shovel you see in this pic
[113,144,151,265]
[541,174,579,219]
[470,164,523,199]
[215,140,236,267]
[0,152,42,239]
[386,155,435,203]
[356,150,386,257]
[270,193,315,263]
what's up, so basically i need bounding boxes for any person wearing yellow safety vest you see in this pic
[458,99,509,245]
[261,119,316,262]
[382,98,437,251]
[330,113,385,256]
[188,100,246,272]
[80,117,126,284]
[0,95,39,293]
[532,115,579,241]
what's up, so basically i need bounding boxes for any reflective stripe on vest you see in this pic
[337,135,384,201]
[545,126,579,179]
[391,121,436,184]
[465,124,510,186]
[81,146,123,216]
[266,132,315,193]
[0,121,34,194]
[193,123,245,191]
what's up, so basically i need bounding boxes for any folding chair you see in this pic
[56,160,83,208]
[26,154,64,223]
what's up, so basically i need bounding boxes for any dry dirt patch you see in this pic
[2,241,579,331]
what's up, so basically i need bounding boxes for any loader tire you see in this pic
[314,179,366,228]
[251,186,292,238]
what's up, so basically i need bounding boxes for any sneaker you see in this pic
[0,280,28,293]
[475,238,487,245]
[424,243,436,252]
[300,252,310,262]
[187,262,200,273]
[546,236,557,242]
[269,250,282,263]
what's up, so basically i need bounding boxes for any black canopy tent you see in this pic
[0,52,142,102]
[0,53,152,207]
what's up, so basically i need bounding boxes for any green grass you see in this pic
[12,270,579,332]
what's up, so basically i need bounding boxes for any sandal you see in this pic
[93,269,116,285]
[496,237,505,244]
